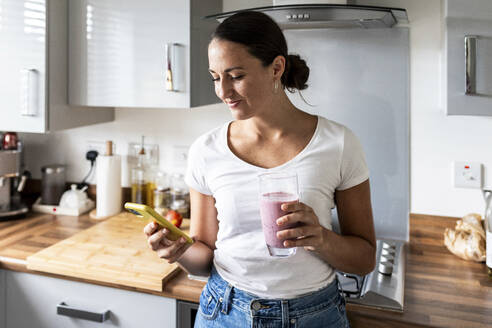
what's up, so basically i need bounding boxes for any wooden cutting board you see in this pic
[26,212,190,292]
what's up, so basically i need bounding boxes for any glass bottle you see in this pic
[131,151,146,204]
[145,166,158,208]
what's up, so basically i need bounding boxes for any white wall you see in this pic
[19,0,492,218]
[361,0,492,218]
[20,105,231,184]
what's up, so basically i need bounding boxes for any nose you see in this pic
[215,78,233,101]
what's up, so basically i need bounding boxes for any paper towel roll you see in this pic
[96,155,122,218]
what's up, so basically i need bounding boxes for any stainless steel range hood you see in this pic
[205,4,408,29]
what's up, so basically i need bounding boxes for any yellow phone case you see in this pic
[124,202,194,245]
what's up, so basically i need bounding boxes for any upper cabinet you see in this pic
[444,0,492,116]
[69,0,222,108]
[0,0,114,133]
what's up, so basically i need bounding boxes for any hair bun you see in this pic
[282,54,310,91]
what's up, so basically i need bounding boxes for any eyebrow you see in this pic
[208,66,244,73]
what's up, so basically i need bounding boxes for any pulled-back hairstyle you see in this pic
[212,11,310,92]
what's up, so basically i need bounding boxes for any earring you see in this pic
[274,80,279,94]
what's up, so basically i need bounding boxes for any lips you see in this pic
[226,100,241,108]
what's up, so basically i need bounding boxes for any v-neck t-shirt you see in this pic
[185,115,369,299]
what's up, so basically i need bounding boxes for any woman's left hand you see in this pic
[276,202,328,252]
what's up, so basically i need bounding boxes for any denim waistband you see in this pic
[205,266,341,317]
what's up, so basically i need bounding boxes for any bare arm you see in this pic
[177,188,218,276]
[325,179,376,274]
[277,179,376,275]
[145,187,218,277]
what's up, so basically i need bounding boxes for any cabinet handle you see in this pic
[57,302,110,322]
[465,35,477,95]
[165,43,177,92]
[20,68,39,116]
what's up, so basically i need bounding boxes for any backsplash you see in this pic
[19,104,231,187]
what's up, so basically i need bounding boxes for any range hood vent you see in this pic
[205,4,408,29]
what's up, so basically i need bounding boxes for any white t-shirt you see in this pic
[185,115,369,299]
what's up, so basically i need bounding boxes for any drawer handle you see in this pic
[57,302,110,322]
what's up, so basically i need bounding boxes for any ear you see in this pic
[271,55,286,80]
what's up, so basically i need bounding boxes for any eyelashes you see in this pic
[211,75,245,82]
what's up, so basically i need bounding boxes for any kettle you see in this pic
[59,184,89,209]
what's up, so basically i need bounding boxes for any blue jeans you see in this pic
[194,267,350,328]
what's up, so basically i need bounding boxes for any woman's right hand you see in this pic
[144,221,193,264]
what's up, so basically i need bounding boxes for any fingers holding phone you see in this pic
[143,221,160,237]
[144,222,193,263]
[128,202,194,263]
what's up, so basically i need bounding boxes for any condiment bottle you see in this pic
[145,166,157,208]
[131,136,147,204]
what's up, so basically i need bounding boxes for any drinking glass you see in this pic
[259,171,299,257]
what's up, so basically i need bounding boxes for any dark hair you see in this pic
[212,11,309,92]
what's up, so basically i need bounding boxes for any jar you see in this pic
[153,171,170,214]
[154,188,171,212]
[41,164,66,205]
[170,173,189,218]
[2,132,18,150]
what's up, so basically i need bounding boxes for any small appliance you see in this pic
[0,147,29,219]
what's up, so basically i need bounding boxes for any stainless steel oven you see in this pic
[177,300,199,328]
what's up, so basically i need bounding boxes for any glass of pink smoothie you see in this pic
[259,172,299,257]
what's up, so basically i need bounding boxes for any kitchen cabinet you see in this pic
[69,0,222,108]
[0,270,5,328]
[444,0,492,115]
[5,270,176,328]
[0,0,114,133]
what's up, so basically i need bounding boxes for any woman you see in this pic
[145,11,376,328]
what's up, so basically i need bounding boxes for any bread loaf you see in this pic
[444,213,486,262]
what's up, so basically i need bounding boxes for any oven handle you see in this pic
[56,302,110,322]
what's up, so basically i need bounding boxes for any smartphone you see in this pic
[124,202,194,245]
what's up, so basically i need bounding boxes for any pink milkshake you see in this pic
[260,191,299,257]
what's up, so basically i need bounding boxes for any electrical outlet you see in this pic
[85,140,106,156]
[453,161,483,189]
[172,145,189,170]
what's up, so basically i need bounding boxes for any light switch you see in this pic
[453,161,482,189]
[172,145,189,170]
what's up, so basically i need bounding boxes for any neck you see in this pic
[241,91,306,139]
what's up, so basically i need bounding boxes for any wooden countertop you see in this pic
[0,212,204,302]
[347,214,492,328]
[1,212,491,327]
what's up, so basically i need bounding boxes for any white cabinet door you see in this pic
[445,0,492,116]
[6,271,176,328]
[69,0,221,108]
[0,0,114,133]
[0,0,47,132]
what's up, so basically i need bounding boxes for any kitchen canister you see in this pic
[91,141,121,219]
[41,164,66,205]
